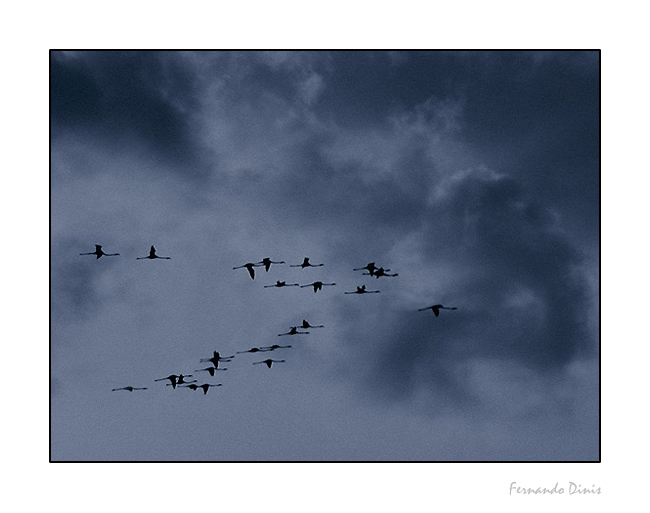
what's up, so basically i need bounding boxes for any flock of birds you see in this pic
[82,244,457,396]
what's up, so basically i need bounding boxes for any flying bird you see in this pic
[200,351,234,368]
[80,244,120,259]
[237,347,265,354]
[300,281,336,293]
[154,373,193,389]
[418,304,457,317]
[256,257,285,272]
[292,319,324,329]
[167,380,196,387]
[353,262,377,276]
[260,344,292,352]
[290,257,324,268]
[182,383,222,395]
[264,280,299,288]
[194,367,228,376]
[253,359,285,369]
[136,245,171,260]
[278,326,309,336]
[111,386,147,392]
[364,267,398,278]
[233,262,262,279]
[154,374,179,388]
[344,285,380,294]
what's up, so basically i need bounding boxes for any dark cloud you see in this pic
[51,51,208,177]
[327,169,594,413]
[313,51,600,242]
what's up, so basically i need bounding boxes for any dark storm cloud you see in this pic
[313,51,599,239]
[51,51,208,176]
[328,169,595,412]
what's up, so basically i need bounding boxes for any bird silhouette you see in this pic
[344,285,380,294]
[363,267,398,278]
[353,262,377,276]
[194,366,228,376]
[154,373,193,389]
[278,326,310,336]
[111,386,147,392]
[237,347,265,354]
[80,244,120,259]
[290,257,324,268]
[418,304,457,317]
[136,245,171,260]
[300,281,336,293]
[166,378,196,386]
[257,257,285,272]
[182,383,222,395]
[260,344,292,351]
[200,351,234,368]
[264,280,299,288]
[292,319,324,329]
[253,359,285,369]
[233,262,262,279]
[154,374,179,388]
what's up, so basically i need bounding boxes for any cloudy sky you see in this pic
[50,50,599,461]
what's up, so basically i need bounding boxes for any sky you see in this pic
[50,50,599,461]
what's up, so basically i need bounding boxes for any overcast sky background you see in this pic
[50,50,599,461]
